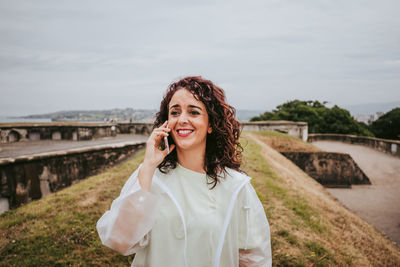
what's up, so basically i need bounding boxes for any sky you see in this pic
[0,0,399,116]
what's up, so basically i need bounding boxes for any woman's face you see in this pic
[168,88,212,153]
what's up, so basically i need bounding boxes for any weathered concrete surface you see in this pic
[242,121,308,141]
[281,152,370,187]
[312,140,400,245]
[0,134,147,158]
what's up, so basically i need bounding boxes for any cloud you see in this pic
[0,0,399,116]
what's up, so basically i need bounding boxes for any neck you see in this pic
[176,145,206,174]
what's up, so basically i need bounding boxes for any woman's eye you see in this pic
[170,111,179,116]
[190,111,200,115]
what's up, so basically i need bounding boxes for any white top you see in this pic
[97,164,272,267]
[173,163,221,265]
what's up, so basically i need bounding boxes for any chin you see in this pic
[175,140,203,151]
[176,143,193,150]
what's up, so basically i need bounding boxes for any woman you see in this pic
[97,76,272,267]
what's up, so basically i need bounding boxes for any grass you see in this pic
[251,131,322,152]
[0,151,144,266]
[1,131,400,266]
[242,131,400,266]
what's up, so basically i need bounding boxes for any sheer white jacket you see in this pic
[97,164,272,267]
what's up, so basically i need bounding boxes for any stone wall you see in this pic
[117,122,153,135]
[241,121,308,141]
[0,142,145,212]
[308,134,400,158]
[0,123,117,143]
[281,152,371,187]
[118,121,309,140]
[1,121,308,143]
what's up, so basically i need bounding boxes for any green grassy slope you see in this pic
[0,152,144,266]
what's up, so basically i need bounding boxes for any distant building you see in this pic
[354,112,384,125]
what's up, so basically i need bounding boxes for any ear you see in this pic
[207,126,212,134]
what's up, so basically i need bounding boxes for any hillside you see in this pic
[243,132,399,266]
[0,132,399,266]
[12,109,261,123]
[20,108,157,123]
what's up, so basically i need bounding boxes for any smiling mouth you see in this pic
[177,129,194,137]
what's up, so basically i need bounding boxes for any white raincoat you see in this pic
[97,163,272,267]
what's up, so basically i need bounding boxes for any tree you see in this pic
[250,100,374,136]
[369,108,400,140]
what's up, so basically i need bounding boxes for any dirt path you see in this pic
[312,141,400,245]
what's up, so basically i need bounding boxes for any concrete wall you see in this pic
[0,122,154,143]
[1,121,308,143]
[0,142,145,212]
[308,134,400,158]
[0,123,117,143]
[117,121,309,140]
[117,122,153,135]
[281,152,371,187]
[241,121,308,141]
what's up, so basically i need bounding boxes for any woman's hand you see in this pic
[138,121,175,191]
[143,120,175,168]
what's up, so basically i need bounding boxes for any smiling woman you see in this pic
[167,89,212,163]
[154,76,243,189]
[97,76,272,267]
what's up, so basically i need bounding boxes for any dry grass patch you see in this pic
[251,131,322,152]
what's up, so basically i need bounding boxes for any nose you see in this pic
[177,111,189,125]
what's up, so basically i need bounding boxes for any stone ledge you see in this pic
[308,133,400,157]
[241,120,307,126]
[281,151,371,187]
[0,141,145,166]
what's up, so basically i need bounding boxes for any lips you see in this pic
[176,129,194,137]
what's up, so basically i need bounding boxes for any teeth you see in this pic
[178,130,193,135]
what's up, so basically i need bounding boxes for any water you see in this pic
[0,116,52,123]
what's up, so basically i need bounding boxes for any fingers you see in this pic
[143,121,175,167]
[158,120,171,132]
[162,144,175,156]
[153,129,169,137]
[151,121,171,141]
[147,121,171,148]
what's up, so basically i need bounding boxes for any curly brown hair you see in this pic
[154,76,243,189]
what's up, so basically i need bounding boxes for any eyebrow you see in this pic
[169,104,203,111]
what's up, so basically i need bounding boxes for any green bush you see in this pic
[369,107,400,140]
[251,100,373,136]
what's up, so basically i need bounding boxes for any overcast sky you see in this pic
[0,0,399,116]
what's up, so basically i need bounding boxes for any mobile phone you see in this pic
[164,126,170,154]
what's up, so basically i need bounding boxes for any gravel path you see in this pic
[0,134,148,158]
[312,141,400,245]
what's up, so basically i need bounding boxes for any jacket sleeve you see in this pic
[96,166,162,256]
[239,183,272,267]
